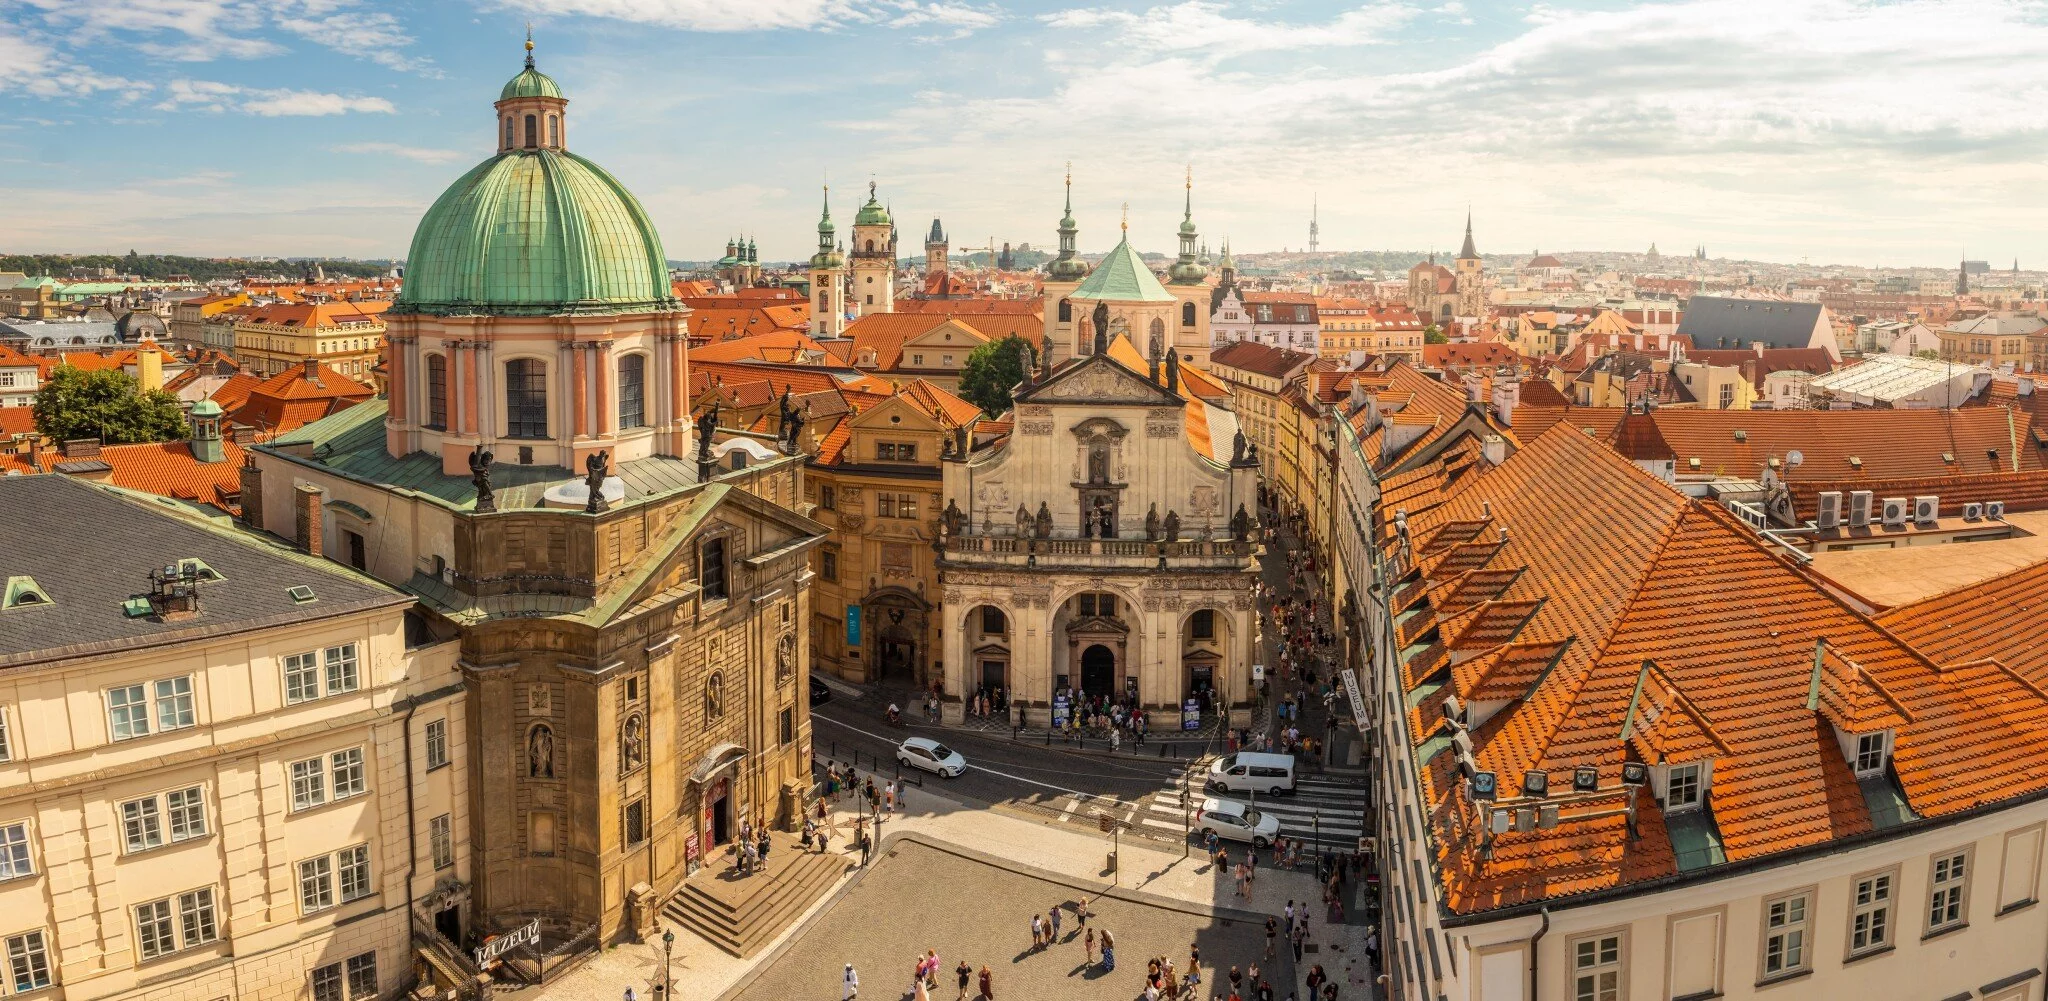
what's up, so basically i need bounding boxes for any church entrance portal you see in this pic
[710,778,732,845]
[1081,645,1116,699]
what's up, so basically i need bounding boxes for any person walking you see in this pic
[1085,927,1097,964]
[1030,913,1043,950]
[956,961,973,1001]
[1265,916,1278,959]
[843,964,860,1001]
[1100,930,1116,972]
[1049,904,1063,943]
[1076,897,1089,930]
[978,965,994,1001]
[912,961,930,1001]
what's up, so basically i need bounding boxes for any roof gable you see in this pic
[1015,350,1184,407]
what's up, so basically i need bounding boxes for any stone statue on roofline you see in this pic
[469,443,497,513]
[1016,503,1032,538]
[1145,502,1161,541]
[1034,500,1054,539]
[1164,508,1182,543]
[583,450,610,514]
[1092,301,1110,355]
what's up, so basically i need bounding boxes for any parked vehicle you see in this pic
[1206,751,1297,795]
[1197,796,1280,848]
[896,736,966,778]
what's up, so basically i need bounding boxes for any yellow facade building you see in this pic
[232,302,388,383]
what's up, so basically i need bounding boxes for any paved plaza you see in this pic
[728,838,1294,1001]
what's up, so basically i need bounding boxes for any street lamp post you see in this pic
[660,929,674,999]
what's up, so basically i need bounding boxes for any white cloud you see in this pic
[496,0,999,34]
[157,79,396,115]
[338,142,467,165]
[1041,1,1416,58]
[18,0,433,73]
[0,25,150,98]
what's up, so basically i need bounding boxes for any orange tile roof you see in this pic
[894,298,1041,317]
[233,301,386,330]
[229,362,373,434]
[0,408,36,437]
[895,379,984,428]
[85,438,248,515]
[691,361,851,402]
[1631,407,2039,481]
[842,313,996,373]
[207,372,265,415]
[1424,342,1525,369]
[686,330,834,365]
[687,306,810,343]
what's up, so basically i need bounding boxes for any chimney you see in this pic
[229,423,256,444]
[1491,380,1519,427]
[239,454,265,530]
[137,348,163,393]
[302,358,322,385]
[294,483,323,556]
[59,438,101,459]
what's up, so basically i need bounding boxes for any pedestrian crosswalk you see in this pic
[1129,768,1370,853]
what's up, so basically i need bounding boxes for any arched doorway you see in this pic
[1081,644,1116,699]
[965,604,1011,693]
[864,587,931,690]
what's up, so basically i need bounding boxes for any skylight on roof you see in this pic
[3,575,50,610]
[287,585,316,604]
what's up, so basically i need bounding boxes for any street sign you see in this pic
[1098,814,1117,833]
[1252,663,1265,682]
[474,918,540,968]
[1181,698,1201,731]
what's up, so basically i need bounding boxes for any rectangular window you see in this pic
[1192,609,1215,639]
[505,358,549,438]
[624,799,646,847]
[618,354,646,430]
[1762,892,1810,977]
[313,961,344,1001]
[324,644,359,695]
[821,550,838,581]
[1099,595,1117,617]
[896,443,917,461]
[425,353,448,429]
[136,897,177,959]
[179,887,218,948]
[0,708,11,762]
[1930,850,1970,931]
[431,814,454,870]
[108,683,150,740]
[346,952,378,1000]
[425,718,449,770]
[167,786,207,843]
[818,485,835,510]
[285,651,320,704]
[299,855,335,913]
[897,493,917,520]
[1854,733,1887,775]
[1665,762,1703,811]
[780,706,795,745]
[337,844,371,902]
[981,606,1006,634]
[155,676,195,731]
[122,796,164,853]
[331,748,366,801]
[291,756,327,811]
[0,823,29,880]
[1850,871,1893,955]
[876,442,896,461]
[1079,594,1096,617]
[6,931,51,992]
[701,538,728,600]
[877,493,895,518]
[1572,934,1621,1001]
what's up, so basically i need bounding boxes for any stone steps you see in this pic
[664,841,850,957]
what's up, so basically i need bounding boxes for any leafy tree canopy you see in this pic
[958,335,1038,416]
[32,366,189,445]
[1423,325,1449,344]
[0,252,391,283]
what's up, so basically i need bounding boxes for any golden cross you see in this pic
[1121,202,1129,233]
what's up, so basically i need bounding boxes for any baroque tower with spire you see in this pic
[849,180,896,315]
[809,186,848,338]
[1042,164,1091,362]
[1165,167,1215,368]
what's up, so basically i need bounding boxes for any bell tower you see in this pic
[810,187,848,339]
[849,180,896,315]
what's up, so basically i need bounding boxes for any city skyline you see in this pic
[3,0,2046,267]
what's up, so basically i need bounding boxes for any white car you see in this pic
[896,736,966,778]
[1197,796,1281,848]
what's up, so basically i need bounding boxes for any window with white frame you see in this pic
[0,707,11,762]
[0,822,29,881]
[135,898,177,959]
[285,651,320,704]
[330,748,366,801]
[155,677,194,731]
[1850,870,1893,955]
[337,844,371,902]
[291,756,327,812]
[177,887,218,950]
[1572,933,1622,1001]
[105,677,196,741]
[1665,762,1704,811]
[324,644,359,695]
[5,930,51,992]
[298,855,335,913]
[312,951,379,1001]
[430,814,453,870]
[1930,850,1970,932]
[1854,733,1889,776]
[121,786,206,855]
[121,796,163,853]
[1762,891,1810,978]
[425,718,449,770]
[167,786,207,842]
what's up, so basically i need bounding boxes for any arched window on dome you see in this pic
[504,116,514,149]
[1182,301,1196,327]
[425,354,447,429]
[505,359,548,438]
[1058,299,1071,322]
[865,240,874,253]
[617,354,646,430]
[548,115,559,148]
[523,114,537,148]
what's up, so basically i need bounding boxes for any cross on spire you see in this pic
[1121,202,1129,234]
[523,23,535,68]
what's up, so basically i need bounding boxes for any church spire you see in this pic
[1050,162,1087,281]
[524,24,535,69]
[1170,165,1206,285]
[1458,209,1478,260]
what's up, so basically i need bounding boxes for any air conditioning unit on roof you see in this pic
[1913,495,1939,525]
[1963,502,1984,521]
[1848,490,1874,528]
[1988,500,2008,519]
[1816,491,1842,530]
[1881,497,1909,527]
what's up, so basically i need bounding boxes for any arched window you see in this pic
[818,293,828,312]
[523,114,537,148]
[617,354,645,430]
[1058,299,1071,322]
[505,359,548,438]
[865,240,874,253]
[504,116,514,148]
[1182,301,1197,326]
[1149,317,1165,344]
[547,115,559,147]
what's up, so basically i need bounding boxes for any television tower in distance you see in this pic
[1309,195,1319,254]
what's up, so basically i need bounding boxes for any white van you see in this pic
[1206,751,1296,795]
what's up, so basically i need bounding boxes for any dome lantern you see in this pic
[495,32,568,153]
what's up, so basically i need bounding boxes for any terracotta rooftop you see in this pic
[228,361,374,435]
[1626,407,2040,481]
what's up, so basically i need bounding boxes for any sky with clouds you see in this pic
[2,0,2045,268]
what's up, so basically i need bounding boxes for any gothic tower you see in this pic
[925,218,948,274]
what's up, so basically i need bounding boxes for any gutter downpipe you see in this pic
[1530,906,1551,1001]
[401,697,422,984]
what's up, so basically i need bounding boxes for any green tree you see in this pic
[1424,324,1449,344]
[957,335,1038,415]
[1913,349,1942,360]
[32,366,188,445]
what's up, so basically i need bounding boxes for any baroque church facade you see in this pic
[1041,171,1216,370]
[245,46,825,957]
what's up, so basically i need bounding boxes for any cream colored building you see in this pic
[0,473,466,1001]
[233,302,389,383]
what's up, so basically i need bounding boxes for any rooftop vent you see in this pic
[1733,429,1747,442]
[287,585,317,604]
[2,576,50,610]
[178,558,224,582]
[142,563,205,621]
[1849,456,1862,469]
[1943,451,1955,464]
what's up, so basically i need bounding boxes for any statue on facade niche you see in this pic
[1034,501,1054,539]
[584,450,611,514]
[469,443,497,513]
[1145,502,1161,541]
[942,499,966,538]
[1230,502,1252,541]
[1231,428,1248,464]
[1088,446,1110,485]
[528,723,555,779]
[1164,508,1182,543]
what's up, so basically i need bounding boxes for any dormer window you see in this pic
[1853,731,1891,776]
[1663,761,1705,812]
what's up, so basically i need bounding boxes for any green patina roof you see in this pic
[1072,236,1175,303]
[500,66,563,101]
[393,149,677,317]
[854,187,892,227]
[189,399,224,417]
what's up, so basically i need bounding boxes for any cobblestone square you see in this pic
[727,838,1294,1001]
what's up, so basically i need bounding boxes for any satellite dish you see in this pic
[1786,450,1804,468]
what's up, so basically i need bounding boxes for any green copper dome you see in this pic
[853,181,892,227]
[394,149,677,316]
[501,67,562,101]
[1074,236,1174,302]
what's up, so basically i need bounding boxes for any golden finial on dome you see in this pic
[523,24,535,67]
[1121,202,1129,233]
